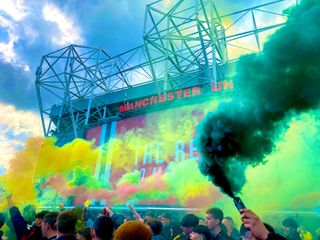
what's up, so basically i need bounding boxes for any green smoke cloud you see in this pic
[196,0,320,197]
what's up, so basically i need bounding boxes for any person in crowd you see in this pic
[159,212,180,239]
[128,204,144,223]
[77,227,91,240]
[7,197,32,240]
[114,221,152,240]
[282,218,302,240]
[206,208,231,240]
[240,222,275,240]
[41,212,58,240]
[240,209,286,240]
[91,216,114,240]
[102,207,124,230]
[56,210,78,240]
[148,219,165,240]
[6,195,30,239]
[6,193,50,240]
[189,225,212,240]
[144,211,156,223]
[174,214,199,240]
[222,216,241,239]
[24,210,49,239]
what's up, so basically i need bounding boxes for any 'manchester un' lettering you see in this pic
[119,80,233,113]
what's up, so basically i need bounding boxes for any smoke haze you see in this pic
[196,0,320,196]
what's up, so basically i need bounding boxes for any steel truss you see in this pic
[36,0,293,139]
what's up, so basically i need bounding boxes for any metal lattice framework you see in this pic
[36,0,293,139]
[144,0,227,92]
[36,45,152,137]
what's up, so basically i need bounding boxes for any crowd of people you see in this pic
[0,195,318,240]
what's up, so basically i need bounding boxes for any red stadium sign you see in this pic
[119,80,233,113]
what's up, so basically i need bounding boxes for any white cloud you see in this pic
[23,64,30,72]
[0,15,18,63]
[22,23,38,45]
[42,3,83,46]
[0,135,22,170]
[0,15,14,29]
[0,5,31,71]
[0,102,43,170]
[0,0,29,21]
[0,31,19,63]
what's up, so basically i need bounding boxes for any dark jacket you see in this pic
[162,222,180,240]
[56,235,77,240]
[230,228,241,240]
[9,207,30,240]
[212,231,233,240]
[23,226,42,240]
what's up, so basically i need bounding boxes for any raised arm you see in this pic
[102,206,114,217]
[240,209,286,240]
[241,209,269,240]
[128,204,144,223]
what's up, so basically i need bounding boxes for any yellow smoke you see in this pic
[106,99,224,170]
[0,138,43,208]
[0,95,230,209]
[35,137,98,175]
[0,137,100,209]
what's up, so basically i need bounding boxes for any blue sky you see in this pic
[0,0,295,170]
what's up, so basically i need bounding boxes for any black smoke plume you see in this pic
[196,0,320,197]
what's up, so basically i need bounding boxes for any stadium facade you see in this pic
[35,0,290,195]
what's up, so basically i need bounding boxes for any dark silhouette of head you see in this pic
[282,218,299,238]
[148,219,163,236]
[43,212,58,229]
[283,218,298,230]
[42,212,58,238]
[35,210,50,227]
[57,210,78,235]
[181,214,199,228]
[93,216,114,240]
[192,225,212,240]
[181,214,199,235]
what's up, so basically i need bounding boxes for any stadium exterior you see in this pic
[36,0,290,145]
[35,0,294,210]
